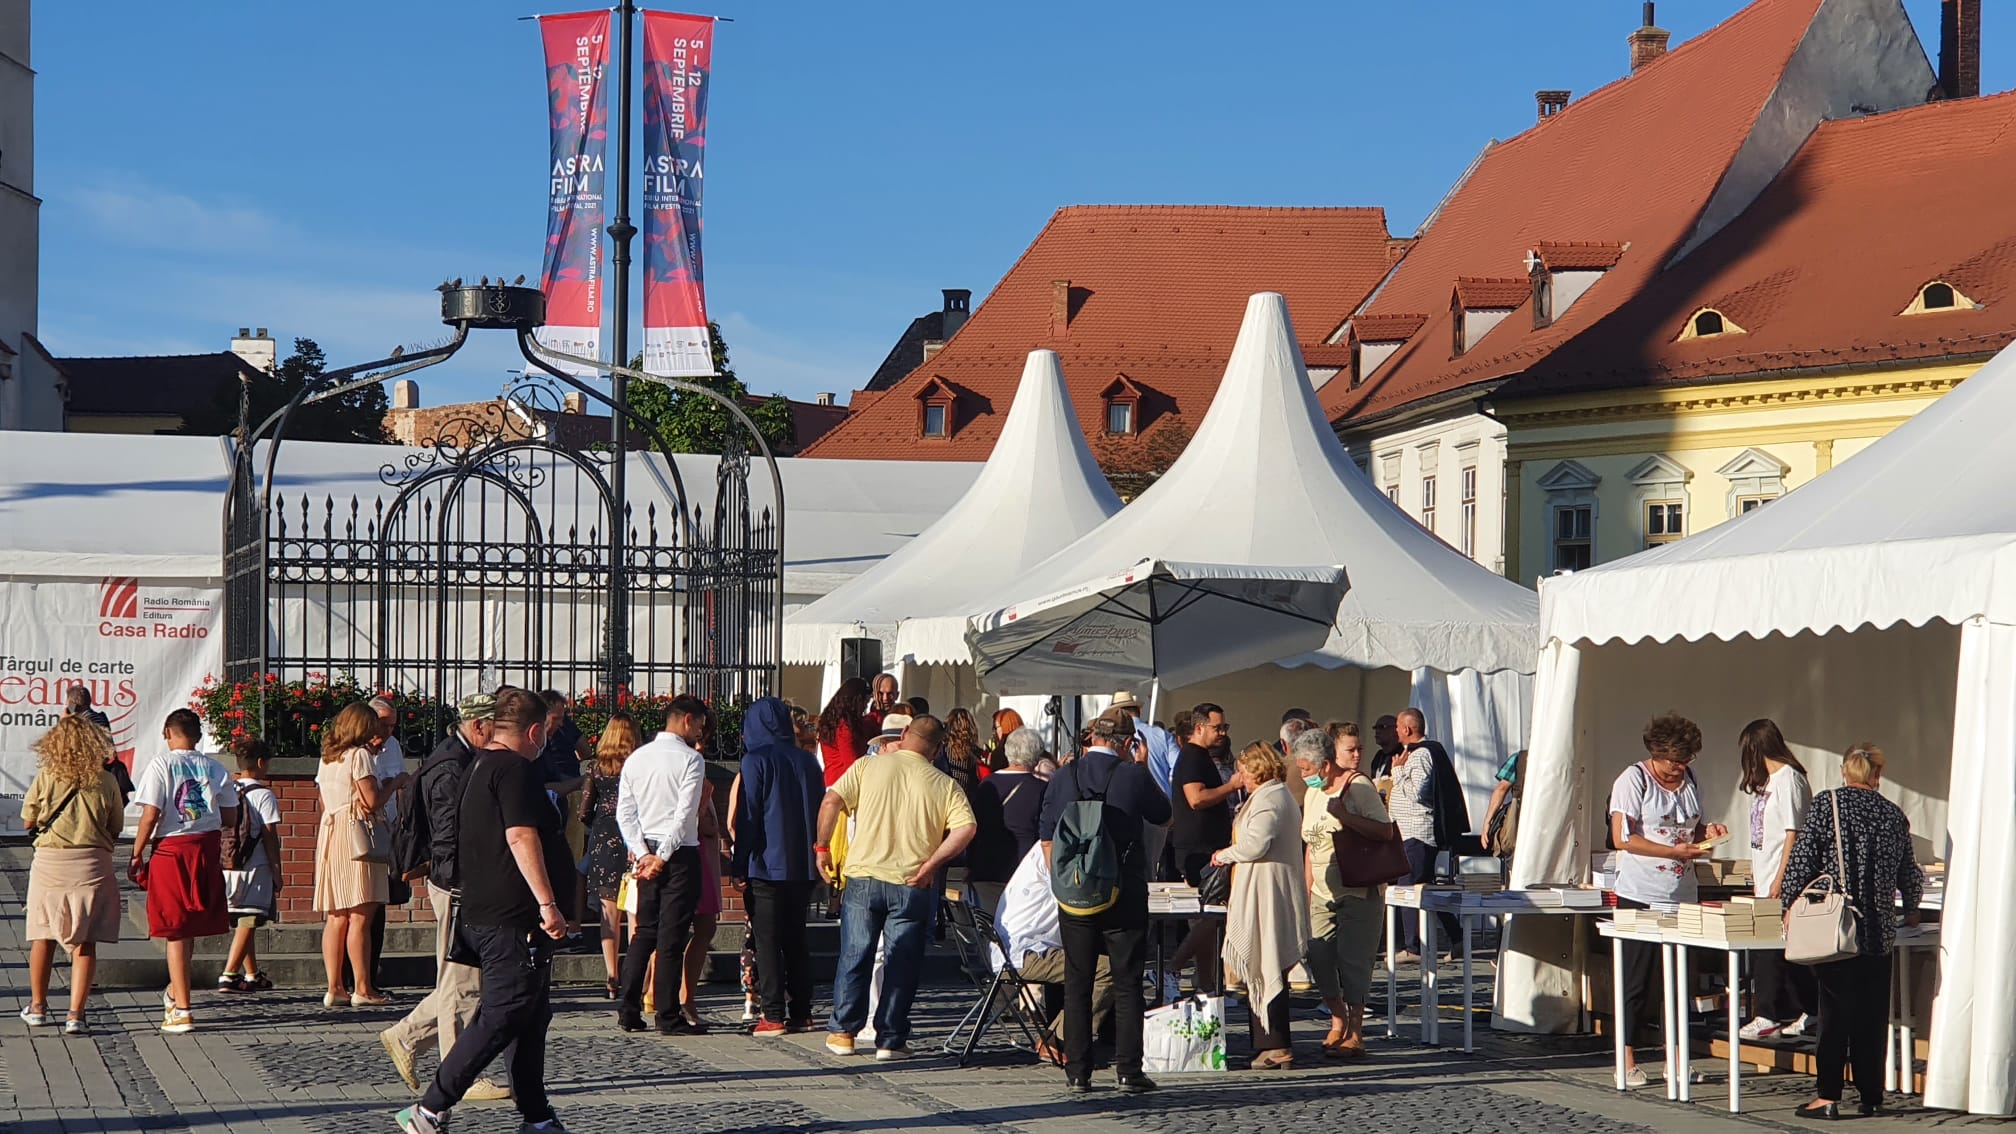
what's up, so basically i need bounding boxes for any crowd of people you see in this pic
[10,669,1926,1124]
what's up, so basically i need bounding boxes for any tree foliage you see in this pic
[183,336,390,444]
[627,322,795,454]
[1090,417,1194,500]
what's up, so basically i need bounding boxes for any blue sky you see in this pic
[30,1,2011,406]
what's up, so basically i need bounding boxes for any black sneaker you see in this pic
[1065,1078,1092,1094]
[1116,1072,1158,1093]
[616,1012,648,1033]
[655,1017,708,1036]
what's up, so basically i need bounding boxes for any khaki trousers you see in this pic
[384,885,493,1079]
[1016,947,1110,1043]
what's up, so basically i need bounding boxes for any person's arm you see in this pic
[352,751,383,812]
[1330,783,1395,839]
[1183,773,1246,811]
[1609,810,1704,861]
[1768,828,1798,899]
[423,762,456,884]
[18,772,44,831]
[1135,766,1172,826]
[504,824,567,938]
[695,778,721,840]
[1214,791,1285,865]
[909,822,977,888]
[1898,826,1926,927]
[1482,780,1512,835]
[130,805,161,873]
[813,789,845,882]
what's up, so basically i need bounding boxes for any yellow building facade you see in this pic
[1499,361,1976,584]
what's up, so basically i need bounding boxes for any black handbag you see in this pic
[1195,862,1232,906]
[444,895,481,967]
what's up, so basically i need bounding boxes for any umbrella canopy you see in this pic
[966,558,1349,695]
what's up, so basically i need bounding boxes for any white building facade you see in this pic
[0,0,62,431]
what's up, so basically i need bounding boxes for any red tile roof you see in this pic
[1325,0,1827,423]
[802,205,1400,461]
[1453,277,1532,310]
[1351,313,1429,343]
[1535,241,1627,271]
[1492,91,2016,398]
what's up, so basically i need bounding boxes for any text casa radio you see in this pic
[96,576,211,639]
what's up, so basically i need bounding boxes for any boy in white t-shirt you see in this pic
[129,709,239,1034]
[220,739,283,993]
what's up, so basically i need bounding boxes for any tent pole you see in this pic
[1147,676,1162,725]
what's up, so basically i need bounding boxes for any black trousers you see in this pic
[422,924,554,1123]
[1815,952,1890,1106]
[618,843,701,1022]
[1752,947,1817,1022]
[746,878,813,1023]
[1060,900,1147,1079]
[1615,897,1663,1048]
[1400,838,1460,953]
[1249,987,1292,1054]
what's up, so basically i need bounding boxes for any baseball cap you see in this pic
[458,693,498,721]
[878,713,913,738]
[1087,711,1137,741]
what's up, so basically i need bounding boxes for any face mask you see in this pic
[1303,774,1325,789]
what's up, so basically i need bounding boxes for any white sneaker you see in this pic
[741,997,757,1023]
[160,1007,195,1034]
[1623,1066,1649,1088]
[1780,1013,1810,1037]
[18,1005,47,1027]
[858,1025,878,1045]
[1739,1016,1783,1041]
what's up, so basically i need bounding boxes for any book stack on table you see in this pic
[1611,907,1678,933]
[1675,896,1783,941]
[1474,885,1607,911]
[1693,858,1753,888]
[1148,883,1201,915]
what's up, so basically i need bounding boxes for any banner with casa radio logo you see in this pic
[0,576,222,818]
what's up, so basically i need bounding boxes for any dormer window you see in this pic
[1526,242,1623,330]
[1901,279,1979,315]
[1345,314,1427,386]
[1451,278,1528,358]
[1100,375,1146,436]
[1678,306,1745,340]
[916,375,959,439]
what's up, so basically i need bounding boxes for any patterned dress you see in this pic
[581,768,628,901]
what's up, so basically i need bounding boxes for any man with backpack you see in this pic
[1038,711,1170,1093]
[379,694,509,1103]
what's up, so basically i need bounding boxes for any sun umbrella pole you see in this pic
[1147,676,1162,726]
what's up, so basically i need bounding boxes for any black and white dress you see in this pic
[1781,786,1922,956]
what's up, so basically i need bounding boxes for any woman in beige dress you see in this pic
[1316,721,1394,1058]
[1212,741,1310,1069]
[19,715,126,1035]
[313,702,390,1007]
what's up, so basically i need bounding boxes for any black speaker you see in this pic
[840,637,883,683]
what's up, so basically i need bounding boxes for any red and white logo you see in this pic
[99,577,140,620]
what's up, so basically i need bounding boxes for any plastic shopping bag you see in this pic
[1142,994,1227,1073]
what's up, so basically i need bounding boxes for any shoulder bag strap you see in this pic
[1830,789,1848,893]
[32,784,84,833]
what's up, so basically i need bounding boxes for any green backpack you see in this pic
[1050,760,1124,917]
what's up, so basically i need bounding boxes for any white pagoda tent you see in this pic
[1504,336,2016,1116]
[969,293,1540,817]
[783,350,1123,713]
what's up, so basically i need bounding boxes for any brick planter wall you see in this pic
[265,757,746,925]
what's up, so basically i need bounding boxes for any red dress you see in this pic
[820,716,869,787]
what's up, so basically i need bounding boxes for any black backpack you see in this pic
[228,784,274,870]
[393,736,473,884]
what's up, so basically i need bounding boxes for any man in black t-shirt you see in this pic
[1369,714,1402,779]
[397,689,570,1134]
[1163,703,1240,998]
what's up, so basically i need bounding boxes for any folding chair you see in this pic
[939,891,1058,1066]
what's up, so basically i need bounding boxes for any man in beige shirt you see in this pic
[815,715,975,1061]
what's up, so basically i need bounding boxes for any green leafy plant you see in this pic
[189,673,451,759]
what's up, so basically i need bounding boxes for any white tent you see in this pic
[1507,337,2016,1116]
[786,350,1122,665]
[969,293,1540,812]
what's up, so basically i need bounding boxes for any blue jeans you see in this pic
[828,876,934,1048]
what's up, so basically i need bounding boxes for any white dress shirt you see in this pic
[990,844,1061,972]
[374,735,405,824]
[616,730,705,858]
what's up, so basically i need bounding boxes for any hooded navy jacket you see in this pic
[731,697,825,882]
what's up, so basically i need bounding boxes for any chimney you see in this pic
[921,340,946,361]
[229,326,277,374]
[1940,0,1981,100]
[1535,89,1571,123]
[940,288,972,339]
[1629,2,1670,72]
[391,379,420,410]
[815,392,835,406]
[1051,279,1071,338]
[562,392,586,414]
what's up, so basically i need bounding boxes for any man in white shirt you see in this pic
[991,845,1110,1060]
[614,693,709,1034]
[367,697,415,989]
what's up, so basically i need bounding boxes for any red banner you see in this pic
[536,12,611,374]
[641,11,715,376]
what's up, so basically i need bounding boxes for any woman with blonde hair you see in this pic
[581,713,641,998]
[1784,743,1922,1120]
[313,701,391,1007]
[19,715,126,1034]
[1211,740,1310,1068]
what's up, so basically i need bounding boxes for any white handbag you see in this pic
[1784,789,1861,965]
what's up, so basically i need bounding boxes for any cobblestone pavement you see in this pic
[4,856,2007,1133]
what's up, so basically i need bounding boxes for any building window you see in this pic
[1738,494,1776,514]
[1421,475,1437,534]
[1644,500,1684,547]
[1553,506,1593,571]
[1901,279,1978,315]
[1460,467,1478,558]
[1106,402,1133,435]
[1922,282,1956,310]
[1719,447,1789,518]
[1385,484,1399,503]
[923,403,948,438]
[1678,306,1745,340]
